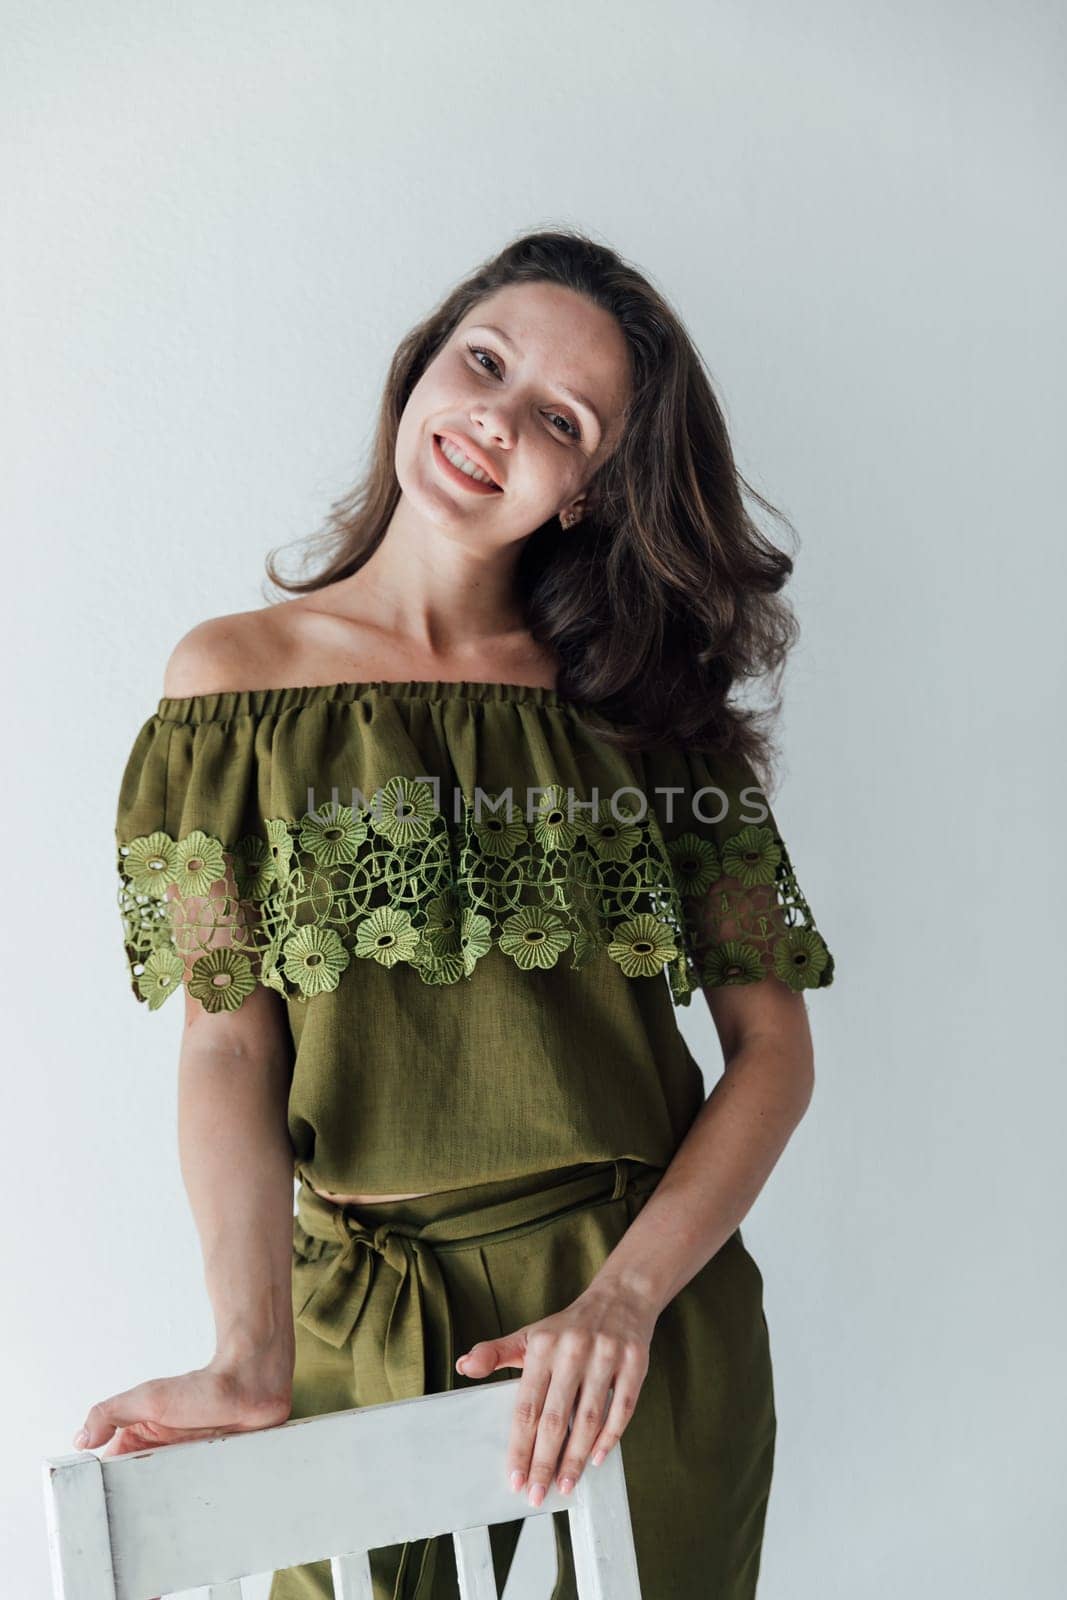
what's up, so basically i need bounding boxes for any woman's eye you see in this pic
[469,344,503,378]
[466,344,582,441]
[547,411,581,440]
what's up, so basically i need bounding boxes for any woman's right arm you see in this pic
[74,984,298,1457]
[76,620,300,1456]
[179,984,297,1393]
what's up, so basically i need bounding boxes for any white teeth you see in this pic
[439,437,497,486]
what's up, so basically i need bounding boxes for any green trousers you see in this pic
[268,1158,776,1600]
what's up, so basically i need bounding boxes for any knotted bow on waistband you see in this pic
[295,1210,453,1404]
[291,1159,663,1600]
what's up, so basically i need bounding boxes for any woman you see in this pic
[79,227,835,1599]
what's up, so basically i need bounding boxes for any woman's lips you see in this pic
[432,434,503,495]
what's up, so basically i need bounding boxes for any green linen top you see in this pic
[114,679,835,1193]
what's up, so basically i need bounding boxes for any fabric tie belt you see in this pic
[291,1158,665,1600]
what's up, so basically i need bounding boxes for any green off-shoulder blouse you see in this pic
[114,679,835,1193]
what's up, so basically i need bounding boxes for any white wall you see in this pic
[4,2,1064,1596]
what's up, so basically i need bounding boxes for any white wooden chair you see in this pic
[41,1376,644,1599]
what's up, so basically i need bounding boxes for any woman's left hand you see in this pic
[453,1277,658,1506]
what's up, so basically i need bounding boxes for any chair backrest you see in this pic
[41,1376,643,1599]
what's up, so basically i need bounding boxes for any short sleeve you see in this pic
[114,708,283,1012]
[641,744,836,996]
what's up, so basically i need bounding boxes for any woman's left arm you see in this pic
[596,978,815,1308]
[454,979,815,1505]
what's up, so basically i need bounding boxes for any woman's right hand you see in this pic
[72,1355,293,1458]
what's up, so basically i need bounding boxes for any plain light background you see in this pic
[4,2,1065,1596]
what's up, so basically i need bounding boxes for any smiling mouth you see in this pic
[433,433,503,491]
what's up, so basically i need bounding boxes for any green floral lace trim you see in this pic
[116,779,833,1013]
[667,824,834,996]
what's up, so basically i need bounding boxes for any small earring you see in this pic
[559,509,583,531]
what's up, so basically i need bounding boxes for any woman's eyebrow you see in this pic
[469,323,602,429]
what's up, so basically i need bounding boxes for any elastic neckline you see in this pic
[155,677,578,723]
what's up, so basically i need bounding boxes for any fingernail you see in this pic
[73,1429,89,1449]
[528,1483,545,1507]
[509,1469,525,1492]
[559,1476,575,1495]
[591,1448,605,1466]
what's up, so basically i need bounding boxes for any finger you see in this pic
[78,1379,169,1449]
[505,1342,554,1493]
[524,1367,585,1508]
[519,1328,594,1506]
[77,1403,121,1451]
[457,1331,526,1378]
[100,1426,150,1460]
[552,1344,620,1493]
[589,1353,647,1469]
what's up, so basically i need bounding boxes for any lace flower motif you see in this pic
[115,780,834,1010]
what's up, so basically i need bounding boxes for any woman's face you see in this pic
[394,280,632,546]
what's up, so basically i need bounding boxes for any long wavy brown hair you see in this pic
[265,226,802,787]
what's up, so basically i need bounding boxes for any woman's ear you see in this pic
[558,497,587,530]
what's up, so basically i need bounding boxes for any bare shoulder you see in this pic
[161,603,299,699]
